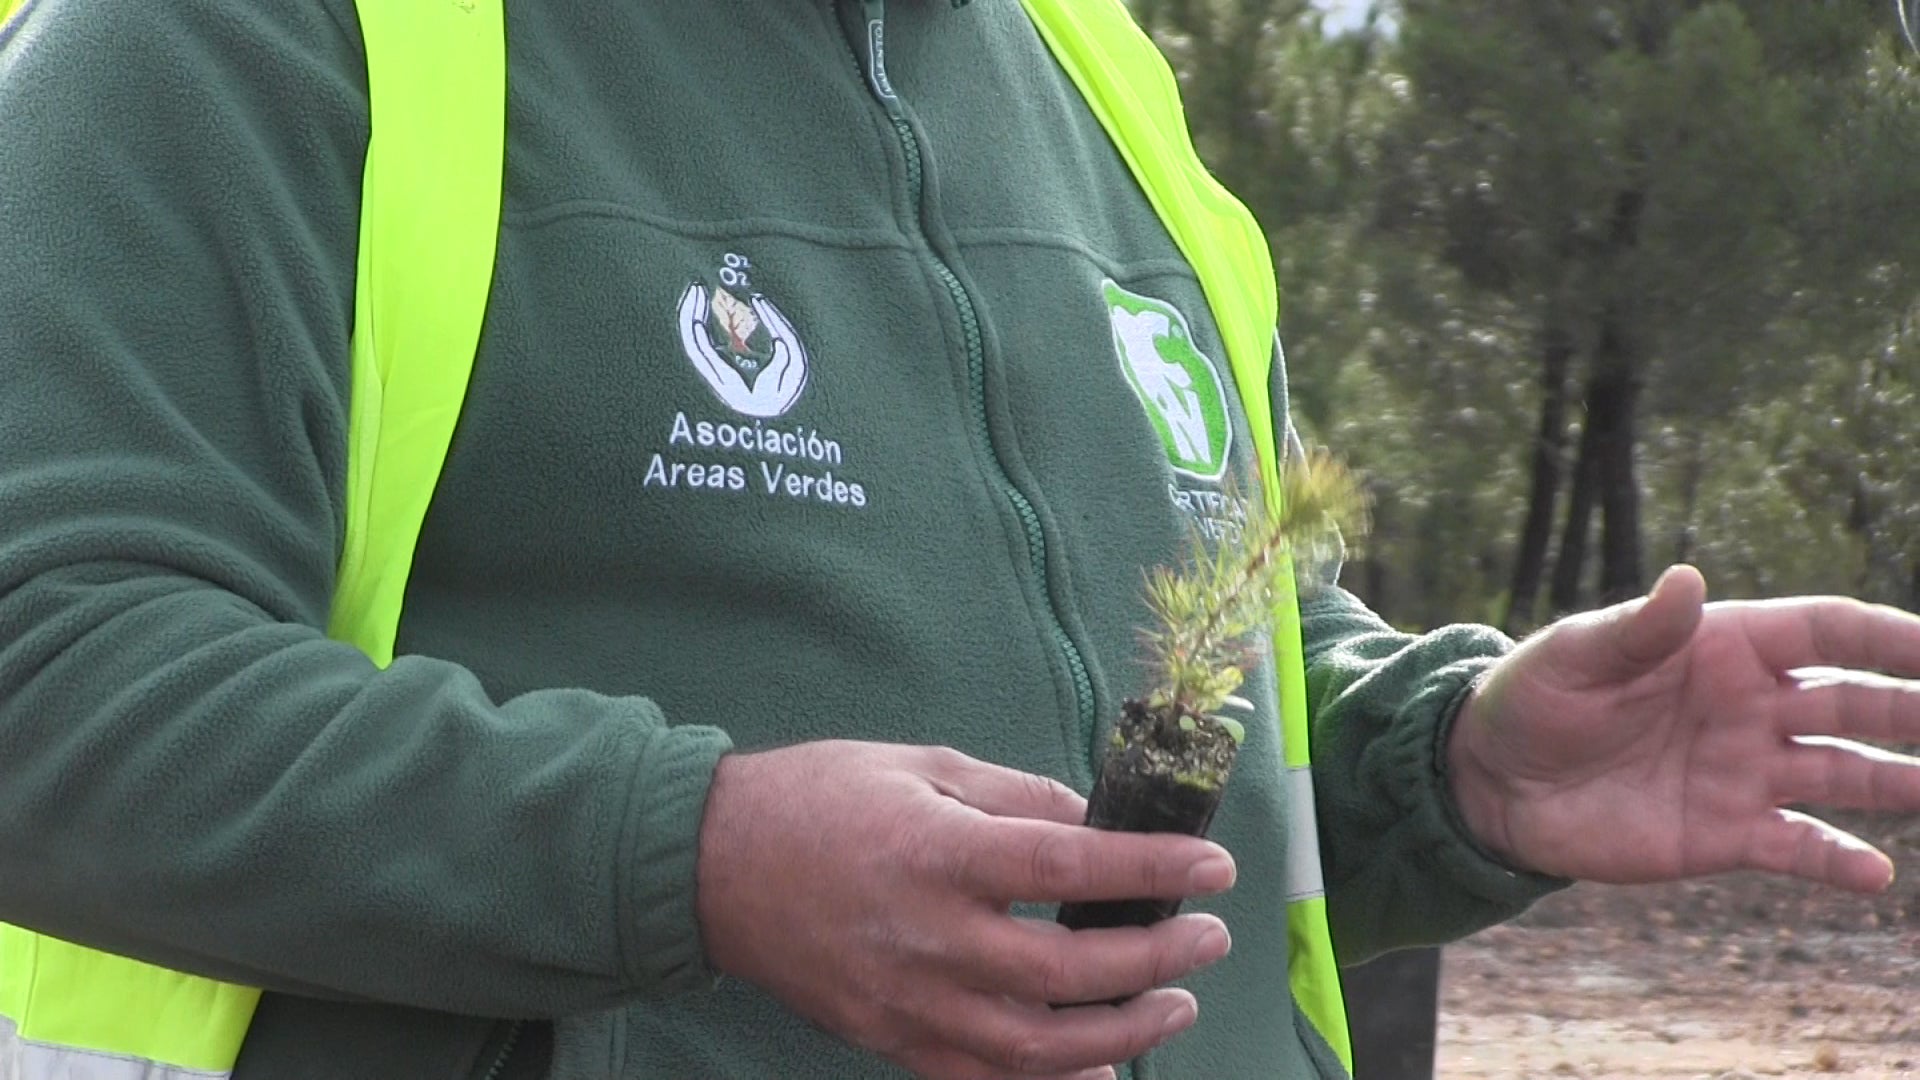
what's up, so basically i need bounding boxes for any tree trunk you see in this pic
[1358,550,1390,621]
[1340,477,1393,618]
[1504,320,1574,634]
[1593,185,1647,606]
[1548,385,1602,615]
[1671,428,1705,567]
[1591,349,1644,603]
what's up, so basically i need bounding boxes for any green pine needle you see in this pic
[1141,451,1368,724]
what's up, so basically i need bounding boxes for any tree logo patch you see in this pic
[1105,280,1233,482]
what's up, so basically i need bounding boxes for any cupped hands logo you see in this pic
[1105,280,1232,481]
[677,254,810,418]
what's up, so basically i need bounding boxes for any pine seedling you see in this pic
[1136,448,1367,752]
[1058,450,1366,938]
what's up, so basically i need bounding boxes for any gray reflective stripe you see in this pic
[0,1015,229,1080]
[1284,765,1326,902]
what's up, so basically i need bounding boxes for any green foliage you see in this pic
[1140,453,1366,727]
[1665,311,1920,601]
[1141,0,1920,625]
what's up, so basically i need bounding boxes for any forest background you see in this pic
[1147,0,1920,634]
[1146,2,1920,1074]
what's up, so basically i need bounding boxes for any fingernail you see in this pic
[1161,998,1198,1038]
[1188,854,1235,894]
[1190,925,1231,968]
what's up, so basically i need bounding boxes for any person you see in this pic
[0,2,1916,1078]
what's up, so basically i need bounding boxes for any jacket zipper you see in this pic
[842,22,1137,1080]
[845,0,1099,780]
[480,1020,524,1080]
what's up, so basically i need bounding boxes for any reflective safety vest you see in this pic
[0,0,1351,1075]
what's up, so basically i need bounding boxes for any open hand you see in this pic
[695,741,1236,1080]
[1449,565,1920,892]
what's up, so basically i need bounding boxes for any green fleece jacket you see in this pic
[0,0,1561,1076]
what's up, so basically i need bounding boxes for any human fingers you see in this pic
[948,914,1230,1006]
[923,747,1088,826]
[1769,735,1920,812]
[1741,808,1896,893]
[1540,564,1706,686]
[945,816,1235,903]
[1742,596,1920,677]
[1596,564,1706,678]
[1778,670,1920,741]
[932,986,1198,1076]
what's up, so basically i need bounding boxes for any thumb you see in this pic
[1564,564,1708,683]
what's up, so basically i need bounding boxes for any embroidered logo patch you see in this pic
[1104,280,1233,482]
[676,254,810,419]
[649,254,869,510]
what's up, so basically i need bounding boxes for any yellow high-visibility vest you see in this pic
[0,0,1350,1075]
[0,2,506,1077]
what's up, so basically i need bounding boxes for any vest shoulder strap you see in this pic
[328,0,508,666]
[1017,4,1353,1070]
[1016,0,1281,507]
[0,8,508,1079]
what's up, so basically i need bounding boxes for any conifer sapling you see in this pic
[1057,450,1366,937]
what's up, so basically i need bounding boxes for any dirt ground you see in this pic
[1437,817,1920,1078]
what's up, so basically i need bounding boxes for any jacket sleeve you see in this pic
[0,0,729,1018]
[1267,344,1566,966]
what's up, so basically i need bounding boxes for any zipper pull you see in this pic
[858,0,902,114]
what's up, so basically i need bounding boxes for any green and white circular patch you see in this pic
[1104,280,1234,481]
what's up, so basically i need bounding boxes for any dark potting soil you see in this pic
[1057,699,1240,936]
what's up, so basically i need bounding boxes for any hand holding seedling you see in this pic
[694,740,1237,1080]
[1450,564,1920,893]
